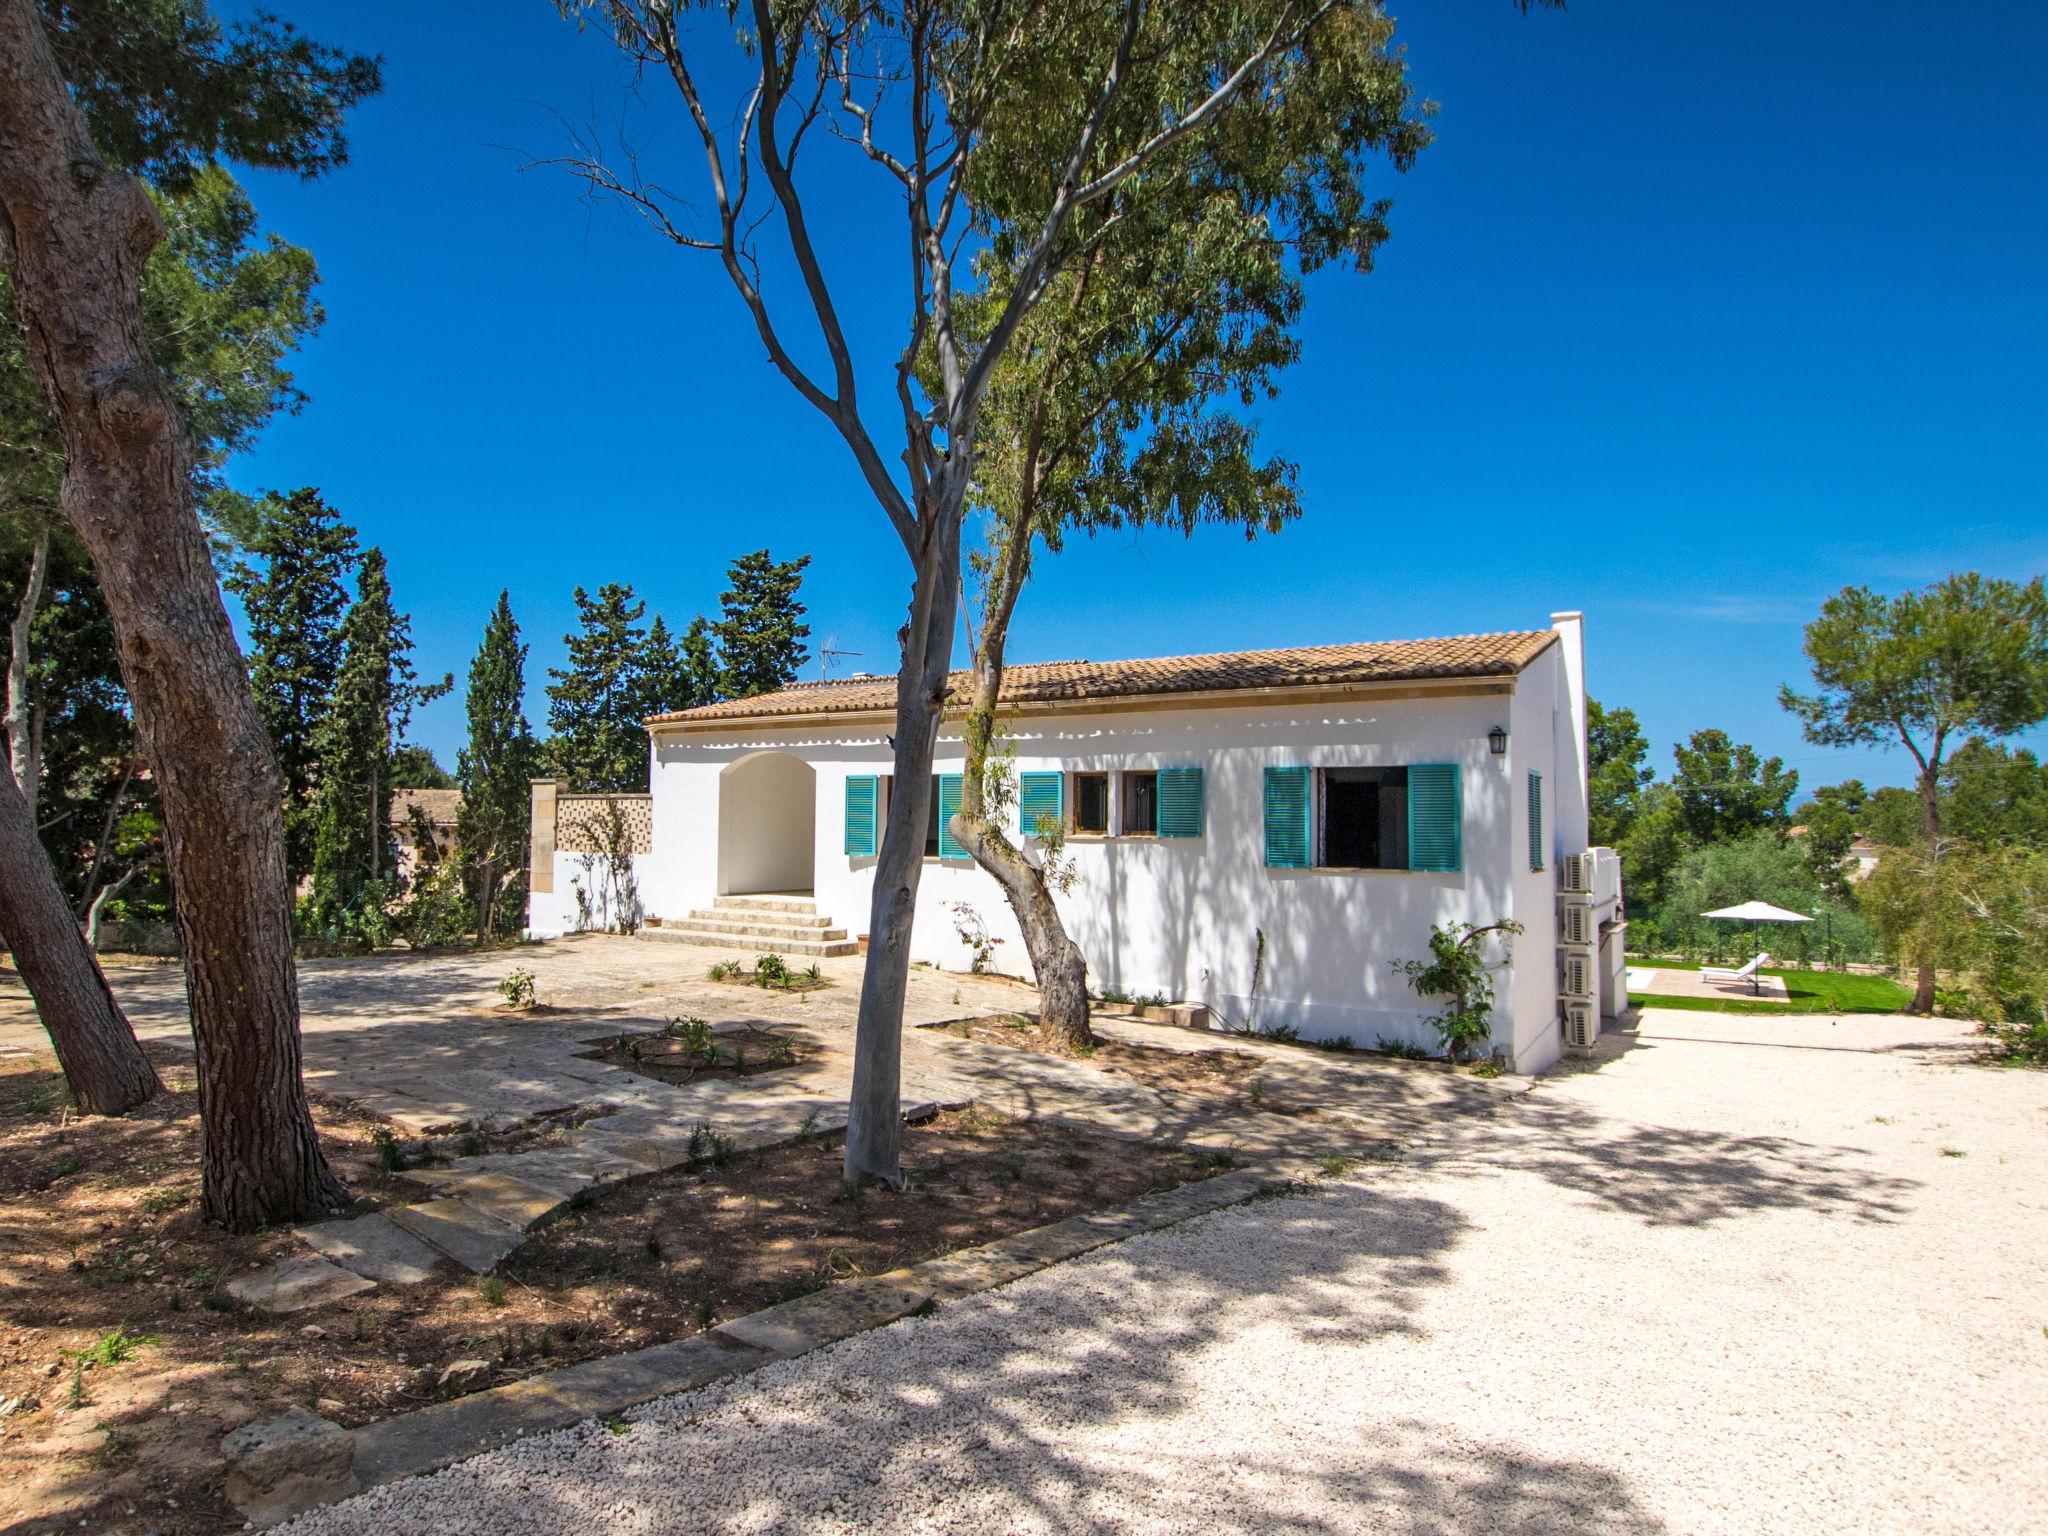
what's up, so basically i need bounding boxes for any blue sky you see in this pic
[221,1,2048,794]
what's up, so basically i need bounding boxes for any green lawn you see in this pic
[1628,963,1911,1016]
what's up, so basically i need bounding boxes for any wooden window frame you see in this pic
[1070,770,1111,837]
[1119,769,1160,837]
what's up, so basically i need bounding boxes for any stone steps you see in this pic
[642,927,858,958]
[640,894,860,957]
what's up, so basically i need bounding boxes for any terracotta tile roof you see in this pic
[647,629,1558,728]
[392,787,462,827]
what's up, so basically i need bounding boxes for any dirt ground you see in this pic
[929,1013,1329,1116]
[0,1039,1212,1536]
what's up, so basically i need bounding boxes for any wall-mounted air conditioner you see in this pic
[1560,902,1594,946]
[1564,1001,1599,1051]
[1559,950,1595,999]
[1559,851,1594,896]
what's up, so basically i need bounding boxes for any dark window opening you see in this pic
[925,776,942,858]
[1320,767,1409,869]
[1122,771,1158,835]
[1073,772,1110,835]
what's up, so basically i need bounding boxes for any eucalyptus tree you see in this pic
[1784,574,2048,1013]
[559,0,1453,1186]
[946,9,1428,1049]
[0,0,376,1221]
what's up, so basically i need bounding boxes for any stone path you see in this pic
[3,935,1515,1308]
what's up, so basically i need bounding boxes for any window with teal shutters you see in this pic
[1158,766,1204,838]
[1527,771,1544,871]
[936,773,967,860]
[1263,766,1310,868]
[843,775,878,857]
[1018,772,1063,839]
[1406,762,1462,873]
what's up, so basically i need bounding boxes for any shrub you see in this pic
[1392,920,1524,1064]
[497,968,538,1009]
[753,952,792,989]
[398,861,473,949]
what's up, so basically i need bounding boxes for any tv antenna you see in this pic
[820,640,864,680]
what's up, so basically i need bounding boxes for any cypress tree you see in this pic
[309,549,445,929]
[225,488,357,883]
[545,582,650,792]
[457,592,536,937]
[681,614,719,708]
[713,550,810,699]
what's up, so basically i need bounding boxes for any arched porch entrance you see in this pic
[717,751,816,896]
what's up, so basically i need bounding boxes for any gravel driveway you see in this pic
[286,1009,2048,1536]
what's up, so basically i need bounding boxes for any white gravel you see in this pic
[285,1010,2048,1536]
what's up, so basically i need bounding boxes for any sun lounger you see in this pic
[1701,953,1771,995]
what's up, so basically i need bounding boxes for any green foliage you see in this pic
[397,859,472,949]
[1630,966,1912,1016]
[1588,698,1654,846]
[1941,739,2048,849]
[1783,575,2048,774]
[390,744,454,789]
[66,1327,157,1367]
[476,1274,508,1307]
[1864,843,2048,1028]
[1392,920,1524,1063]
[1654,830,1867,963]
[713,550,810,700]
[1797,780,1867,900]
[308,549,448,923]
[1614,781,1687,918]
[227,488,357,880]
[497,968,538,1010]
[457,592,538,936]
[42,0,380,186]
[545,583,654,792]
[753,952,792,989]
[1669,728,1799,844]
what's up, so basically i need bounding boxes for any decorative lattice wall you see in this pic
[553,794,653,855]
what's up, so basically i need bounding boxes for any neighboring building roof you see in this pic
[392,788,462,830]
[647,629,1559,729]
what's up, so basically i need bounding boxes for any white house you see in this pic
[528,613,1621,1075]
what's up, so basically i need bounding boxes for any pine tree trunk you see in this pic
[0,0,347,1228]
[0,763,161,1114]
[843,499,963,1188]
[1911,765,1941,1015]
[6,523,47,817]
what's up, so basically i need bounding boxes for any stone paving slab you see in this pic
[350,1332,771,1488]
[225,1256,379,1315]
[416,1172,571,1232]
[297,1214,445,1286]
[385,1200,525,1274]
[713,1275,934,1359]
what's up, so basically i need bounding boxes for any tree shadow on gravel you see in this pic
[286,1183,1667,1536]
[1405,1091,1920,1230]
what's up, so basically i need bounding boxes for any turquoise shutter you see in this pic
[1407,763,1462,873]
[1018,772,1063,838]
[1158,766,1204,838]
[1263,767,1310,868]
[1528,771,1544,871]
[843,775,877,857]
[937,773,967,860]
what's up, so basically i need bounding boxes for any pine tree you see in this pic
[714,550,810,699]
[225,488,357,883]
[681,614,718,707]
[309,549,446,930]
[636,615,689,719]
[546,582,651,792]
[457,591,536,937]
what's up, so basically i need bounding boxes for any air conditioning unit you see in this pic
[1559,851,1594,896]
[1560,902,1595,947]
[1559,950,1596,999]
[1564,1001,1599,1051]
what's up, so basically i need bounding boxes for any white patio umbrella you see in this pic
[1702,900,1814,960]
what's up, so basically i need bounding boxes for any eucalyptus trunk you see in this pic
[0,0,348,1227]
[843,490,964,1187]
[955,632,1093,1054]
[0,762,161,1114]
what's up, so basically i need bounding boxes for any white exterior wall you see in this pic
[632,634,1590,1071]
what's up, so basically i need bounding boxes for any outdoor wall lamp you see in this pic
[1487,725,1509,757]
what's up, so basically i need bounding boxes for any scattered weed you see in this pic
[477,1275,509,1307]
[497,968,538,1009]
[1941,1146,1967,1158]
[68,1362,89,1409]
[799,1107,822,1141]
[1470,1058,1505,1079]
[91,1426,137,1468]
[754,952,792,989]
[604,1415,631,1436]
[1195,1148,1240,1172]
[691,1294,717,1329]
[68,1328,158,1367]
[1317,1153,1351,1178]
[707,961,733,982]
[50,1154,81,1179]
[1373,1035,1434,1062]
[1262,1024,1302,1044]
[372,1129,407,1174]
[1056,1150,1091,1171]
